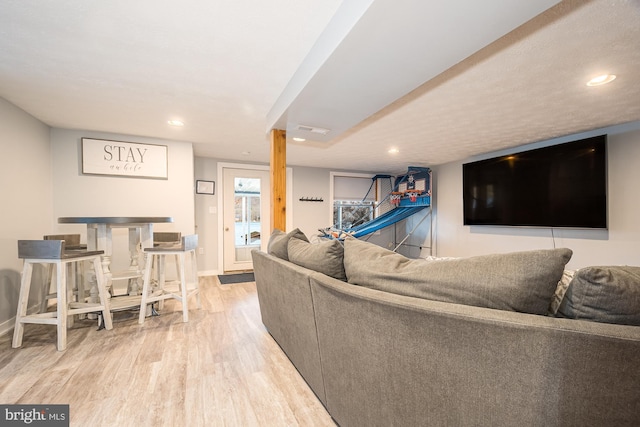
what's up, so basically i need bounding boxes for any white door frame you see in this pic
[217,162,293,273]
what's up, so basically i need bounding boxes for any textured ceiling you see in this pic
[289,0,640,173]
[1,0,639,175]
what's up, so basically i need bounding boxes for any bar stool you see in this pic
[151,232,181,310]
[138,234,201,324]
[13,240,113,351]
[41,234,88,313]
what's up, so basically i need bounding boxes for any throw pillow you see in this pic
[288,237,347,281]
[557,266,640,325]
[343,238,572,315]
[548,270,576,315]
[424,255,459,262]
[267,228,309,261]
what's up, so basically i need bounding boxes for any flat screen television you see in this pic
[462,135,607,228]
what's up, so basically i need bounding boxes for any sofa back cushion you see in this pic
[343,238,572,315]
[557,266,640,325]
[267,228,309,261]
[288,238,347,281]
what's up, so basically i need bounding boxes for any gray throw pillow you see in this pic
[343,238,572,315]
[288,238,347,281]
[267,228,309,260]
[557,266,640,325]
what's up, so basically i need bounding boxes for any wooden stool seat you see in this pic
[139,234,201,324]
[13,240,113,351]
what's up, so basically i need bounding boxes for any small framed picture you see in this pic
[196,180,215,195]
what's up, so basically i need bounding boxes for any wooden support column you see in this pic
[270,129,287,233]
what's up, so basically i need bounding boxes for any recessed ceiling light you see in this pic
[586,74,616,87]
[292,137,306,142]
[388,148,399,154]
[168,119,184,127]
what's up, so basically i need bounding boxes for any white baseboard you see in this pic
[198,270,219,277]
[0,317,14,339]
[0,302,41,338]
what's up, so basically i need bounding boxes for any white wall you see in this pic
[50,129,195,272]
[292,166,333,240]
[193,159,383,273]
[194,156,219,273]
[193,160,337,273]
[0,98,52,331]
[431,123,640,270]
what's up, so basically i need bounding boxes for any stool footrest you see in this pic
[18,313,58,325]
[112,270,143,281]
[68,303,109,315]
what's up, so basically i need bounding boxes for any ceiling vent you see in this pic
[296,125,331,135]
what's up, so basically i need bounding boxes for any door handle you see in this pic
[225,227,230,231]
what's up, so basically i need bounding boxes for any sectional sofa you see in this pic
[252,229,640,427]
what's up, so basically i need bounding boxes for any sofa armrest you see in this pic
[251,250,326,405]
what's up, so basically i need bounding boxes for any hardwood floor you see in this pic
[0,277,335,426]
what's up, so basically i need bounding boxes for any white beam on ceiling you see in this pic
[266,0,561,143]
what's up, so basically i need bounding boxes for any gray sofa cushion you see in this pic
[288,238,347,281]
[557,266,640,325]
[343,238,572,315]
[267,228,309,261]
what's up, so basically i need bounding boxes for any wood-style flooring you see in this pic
[0,277,335,426]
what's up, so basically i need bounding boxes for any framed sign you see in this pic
[196,180,215,195]
[81,138,168,179]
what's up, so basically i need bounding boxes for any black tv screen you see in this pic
[463,135,607,228]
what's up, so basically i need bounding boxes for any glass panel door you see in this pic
[233,177,262,262]
[223,168,269,272]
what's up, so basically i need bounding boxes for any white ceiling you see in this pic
[1,0,639,175]
[268,0,560,142]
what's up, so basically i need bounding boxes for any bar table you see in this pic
[58,216,173,311]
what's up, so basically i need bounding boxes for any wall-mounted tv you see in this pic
[462,135,607,228]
